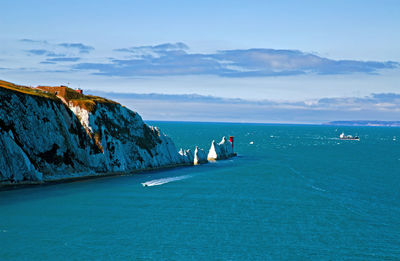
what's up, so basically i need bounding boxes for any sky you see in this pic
[1,0,399,123]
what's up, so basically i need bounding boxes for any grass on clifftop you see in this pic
[0,80,119,113]
[0,80,58,100]
[36,86,119,112]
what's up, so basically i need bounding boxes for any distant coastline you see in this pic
[325,120,400,127]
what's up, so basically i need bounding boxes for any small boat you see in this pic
[339,132,360,141]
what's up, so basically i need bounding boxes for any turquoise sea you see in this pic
[0,122,399,260]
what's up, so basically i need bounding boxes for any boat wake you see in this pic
[310,185,326,192]
[287,166,327,193]
[142,175,192,187]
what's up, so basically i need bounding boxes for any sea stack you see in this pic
[207,136,235,161]
[194,146,207,165]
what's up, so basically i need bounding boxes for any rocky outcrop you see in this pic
[0,81,235,184]
[194,147,207,165]
[207,137,235,161]
[179,148,194,164]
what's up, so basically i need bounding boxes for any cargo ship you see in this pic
[339,132,360,141]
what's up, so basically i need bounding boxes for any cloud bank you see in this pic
[75,42,399,77]
[57,43,94,53]
[11,40,399,77]
[19,39,94,64]
[87,91,400,123]
[26,49,65,57]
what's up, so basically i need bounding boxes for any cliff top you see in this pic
[36,85,119,112]
[0,80,58,100]
[0,80,119,112]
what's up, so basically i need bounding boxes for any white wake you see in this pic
[142,175,192,187]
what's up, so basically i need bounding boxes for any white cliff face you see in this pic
[0,129,42,182]
[0,85,236,184]
[68,103,92,132]
[0,89,97,182]
[70,102,191,172]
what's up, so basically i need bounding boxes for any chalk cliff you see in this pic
[0,80,234,183]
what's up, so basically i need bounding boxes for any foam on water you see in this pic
[310,184,327,192]
[141,175,192,187]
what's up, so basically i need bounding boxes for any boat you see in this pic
[339,132,360,141]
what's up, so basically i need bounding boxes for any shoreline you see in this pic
[0,162,194,191]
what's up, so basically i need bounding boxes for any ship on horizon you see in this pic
[339,132,360,141]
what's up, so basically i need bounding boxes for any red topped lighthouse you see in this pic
[229,136,234,150]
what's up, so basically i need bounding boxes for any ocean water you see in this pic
[0,122,399,260]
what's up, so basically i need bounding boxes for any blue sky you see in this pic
[1,0,400,122]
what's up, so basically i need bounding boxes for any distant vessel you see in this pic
[339,132,360,141]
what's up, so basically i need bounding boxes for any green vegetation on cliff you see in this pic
[0,80,58,100]
[36,85,119,113]
[0,80,119,113]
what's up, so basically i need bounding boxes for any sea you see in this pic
[0,122,399,260]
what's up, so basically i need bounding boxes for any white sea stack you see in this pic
[207,136,234,161]
[194,146,207,165]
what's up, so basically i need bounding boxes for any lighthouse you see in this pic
[229,136,234,151]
